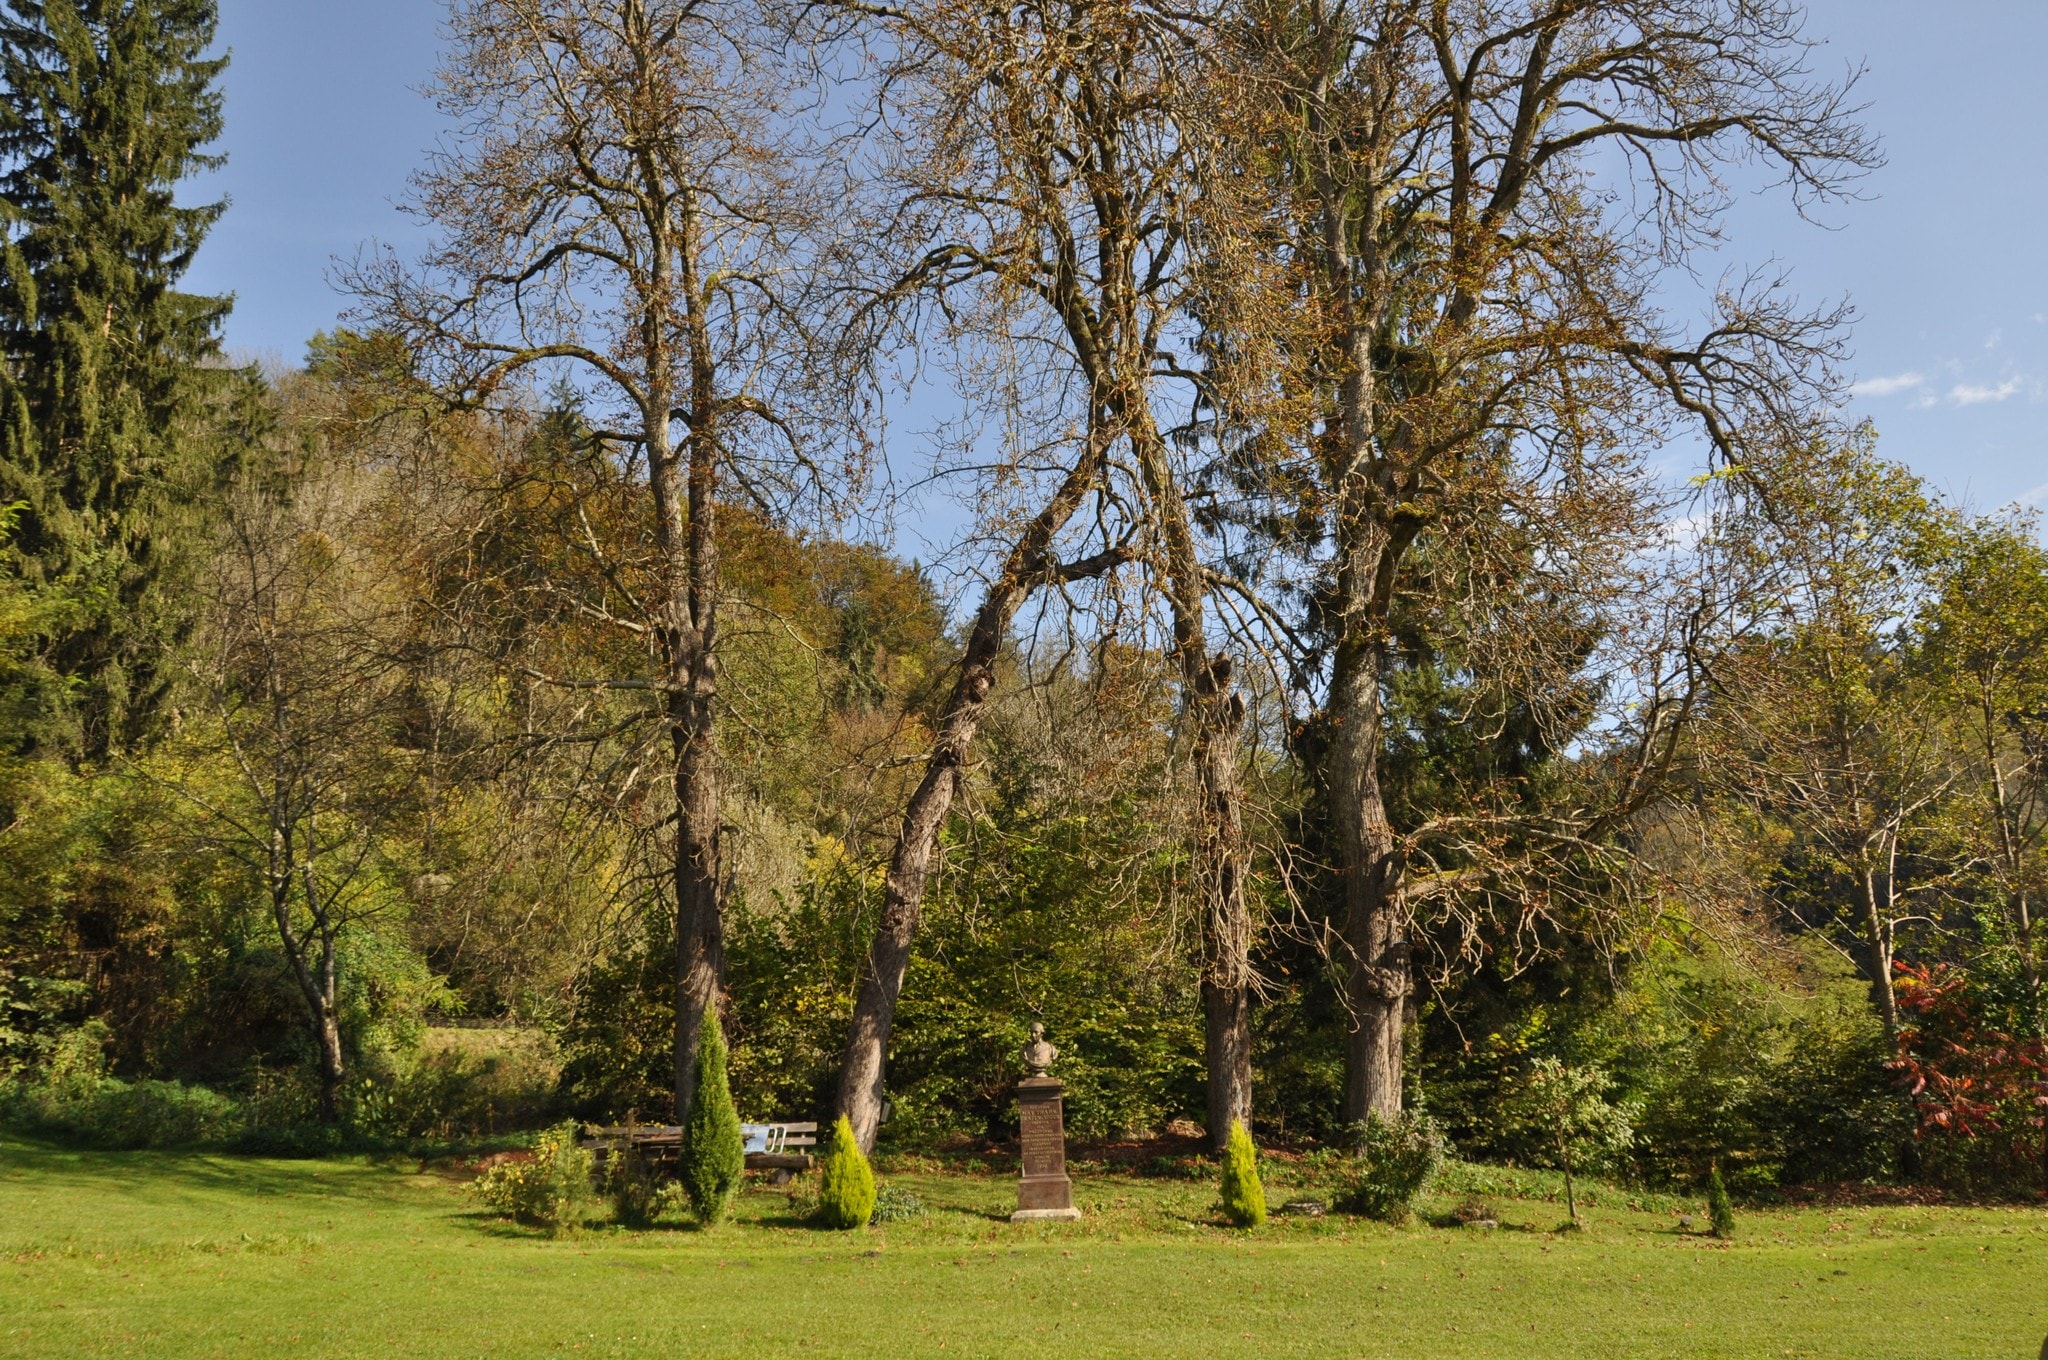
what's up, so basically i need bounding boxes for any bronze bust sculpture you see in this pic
[1021,1022,1058,1077]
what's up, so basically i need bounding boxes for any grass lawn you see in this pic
[2,1134,2043,1359]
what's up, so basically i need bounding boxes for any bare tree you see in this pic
[830,0,1264,1149]
[351,0,843,1126]
[1204,0,1876,1122]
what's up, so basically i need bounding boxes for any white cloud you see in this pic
[1951,378,2025,406]
[1660,512,1711,551]
[1852,371,1925,399]
[1986,328,2005,350]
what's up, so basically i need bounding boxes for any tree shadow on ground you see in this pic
[0,1134,415,1206]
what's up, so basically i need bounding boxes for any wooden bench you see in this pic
[743,1121,819,1180]
[583,1120,819,1183]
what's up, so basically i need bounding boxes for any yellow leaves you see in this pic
[805,832,853,879]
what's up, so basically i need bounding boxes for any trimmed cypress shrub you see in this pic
[1707,1165,1737,1239]
[817,1114,877,1230]
[1219,1119,1267,1228]
[679,1011,746,1226]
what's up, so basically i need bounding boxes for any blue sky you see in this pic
[185,0,2047,514]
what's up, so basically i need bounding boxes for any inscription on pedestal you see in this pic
[1014,1078,1077,1216]
[1020,1097,1066,1178]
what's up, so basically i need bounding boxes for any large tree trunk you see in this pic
[1127,409,1255,1150]
[1201,939,1253,1147]
[673,679,724,1125]
[836,448,1111,1151]
[668,431,724,1127]
[1327,501,1412,1127]
[1303,102,1415,1129]
[665,193,726,1129]
[1330,634,1408,1126]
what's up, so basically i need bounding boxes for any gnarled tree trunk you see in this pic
[1329,616,1408,1125]
[836,447,1114,1151]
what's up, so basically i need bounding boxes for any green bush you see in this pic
[1334,1112,1447,1222]
[468,1121,598,1235]
[0,1074,242,1149]
[870,1185,927,1224]
[228,1065,348,1156]
[679,1011,746,1226]
[1219,1119,1267,1227]
[1707,1165,1736,1238]
[817,1115,876,1229]
[605,1133,662,1227]
[1421,946,1905,1192]
[362,1027,563,1143]
[0,1024,242,1149]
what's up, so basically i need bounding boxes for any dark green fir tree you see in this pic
[0,0,233,758]
[679,1009,746,1226]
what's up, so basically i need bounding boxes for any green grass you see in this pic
[3,1133,2044,1359]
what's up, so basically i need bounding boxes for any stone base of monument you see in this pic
[1011,1173,1081,1222]
[1012,1074,1082,1223]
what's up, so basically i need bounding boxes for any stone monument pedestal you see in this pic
[1011,1074,1081,1222]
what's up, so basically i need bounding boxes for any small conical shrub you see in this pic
[817,1115,876,1230]
[1219,1119,1267,1228]
[1707,1165,1737,1239]
[679,1010,746,1226]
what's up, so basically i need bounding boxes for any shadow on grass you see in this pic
[1412,1207,1557,1235]
[449,1209,551,1241]
[0,1133,416,1207]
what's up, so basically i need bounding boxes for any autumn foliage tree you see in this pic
[353,0,852,1128]
[1200,0,1877,1123]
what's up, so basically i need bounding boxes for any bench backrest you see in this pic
[586,1119,818,1151]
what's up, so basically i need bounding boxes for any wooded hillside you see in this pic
[1,0,2042,1202]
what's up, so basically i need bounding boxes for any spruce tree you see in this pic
[678,1009,745,1225]
[0,0,232,757]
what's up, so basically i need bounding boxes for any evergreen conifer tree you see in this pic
[1708,1165,1737,1239]
[1219,1118,1267,1227]
[678,1009,745,1225]
[817,1114,876,1230]
[0,0,232,757]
